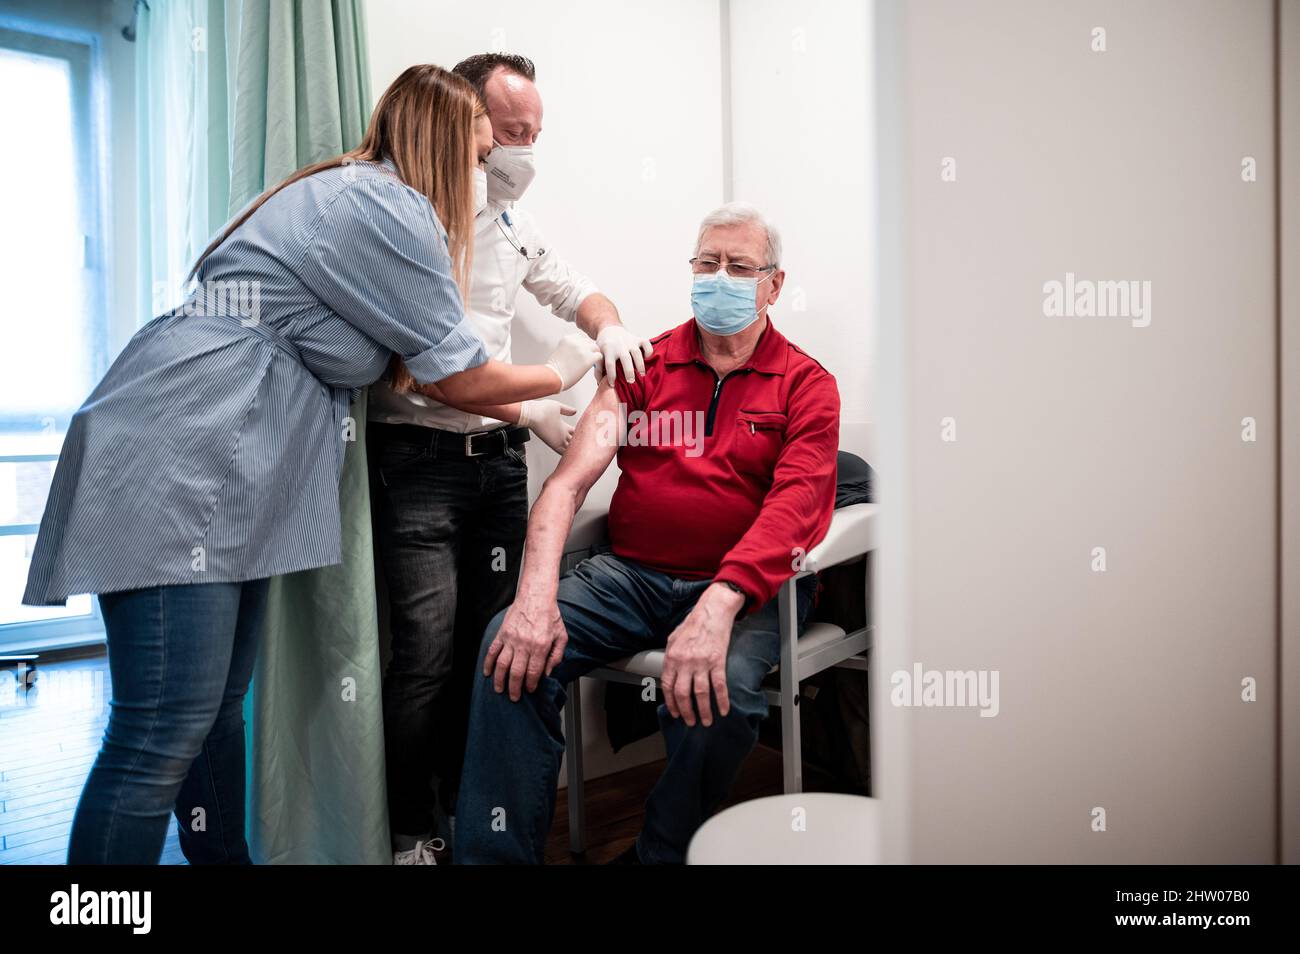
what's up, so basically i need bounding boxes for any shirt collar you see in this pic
[477,198,512,223]
[663,316,788,375]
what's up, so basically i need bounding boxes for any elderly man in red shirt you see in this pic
[454,202,840,864]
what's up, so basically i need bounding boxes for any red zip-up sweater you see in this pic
[609,316,840,615]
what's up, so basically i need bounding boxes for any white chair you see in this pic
[687,792,883,864]
[560,503,879,854]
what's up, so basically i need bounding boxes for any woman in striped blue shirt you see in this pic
[22,64,599,864]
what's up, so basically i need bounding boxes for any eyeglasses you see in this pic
[689,256,775,279]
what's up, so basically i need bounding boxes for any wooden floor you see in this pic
[1,648,827,865]
[0,648,188,864]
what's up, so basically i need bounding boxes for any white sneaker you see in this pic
[393,837,445,865]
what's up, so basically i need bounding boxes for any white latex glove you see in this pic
[517,399,577,455]
[544,333,603,391]
[596,325,654,384]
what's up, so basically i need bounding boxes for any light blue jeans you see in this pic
[68,579,269,864]
[454,551,816,864]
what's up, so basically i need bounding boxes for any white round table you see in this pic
[687,793,882,864]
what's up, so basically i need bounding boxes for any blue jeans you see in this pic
[453,551,817,864]
[68,579,269,864]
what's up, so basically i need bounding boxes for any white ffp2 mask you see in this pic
[485,140,536,202]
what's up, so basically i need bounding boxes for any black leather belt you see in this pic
[369,421,530,459]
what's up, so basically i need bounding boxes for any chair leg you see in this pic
[564,677,587,854]
[778,579,803,794]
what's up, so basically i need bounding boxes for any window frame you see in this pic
[0,13,111,652]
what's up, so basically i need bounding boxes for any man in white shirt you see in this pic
[369,53,648,445]
[368,53,651,864]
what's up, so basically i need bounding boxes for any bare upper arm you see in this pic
[545,380,621,504]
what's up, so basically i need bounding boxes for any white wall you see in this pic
[730,0,874,437]
[876,0,1278,862]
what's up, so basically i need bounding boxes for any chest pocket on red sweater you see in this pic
[732,410,787,476]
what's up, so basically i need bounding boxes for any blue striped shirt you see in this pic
[23,159,487,605]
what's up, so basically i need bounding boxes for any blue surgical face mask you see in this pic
[691,271,773,336]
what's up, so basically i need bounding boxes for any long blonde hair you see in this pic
[190,64,482,392]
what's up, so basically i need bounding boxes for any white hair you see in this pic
[694,201,782,269]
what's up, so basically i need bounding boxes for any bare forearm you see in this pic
[458,402,521,423]
[436,359,558,405]
[516,480,586,601]
[575,293,621,338]
[696,583,745,621]
[412,380,521,424]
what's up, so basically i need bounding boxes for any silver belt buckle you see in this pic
[465,428,511,457]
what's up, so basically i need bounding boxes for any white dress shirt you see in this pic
[368,198,598,432]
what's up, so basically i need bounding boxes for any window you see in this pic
[0,16,109,650]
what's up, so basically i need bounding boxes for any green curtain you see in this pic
[136,0,387,864]
[135,0,232,320]
[248,389,390,865]
[225,0,371,212]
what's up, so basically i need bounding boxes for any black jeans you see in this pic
[369,425,529,842]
